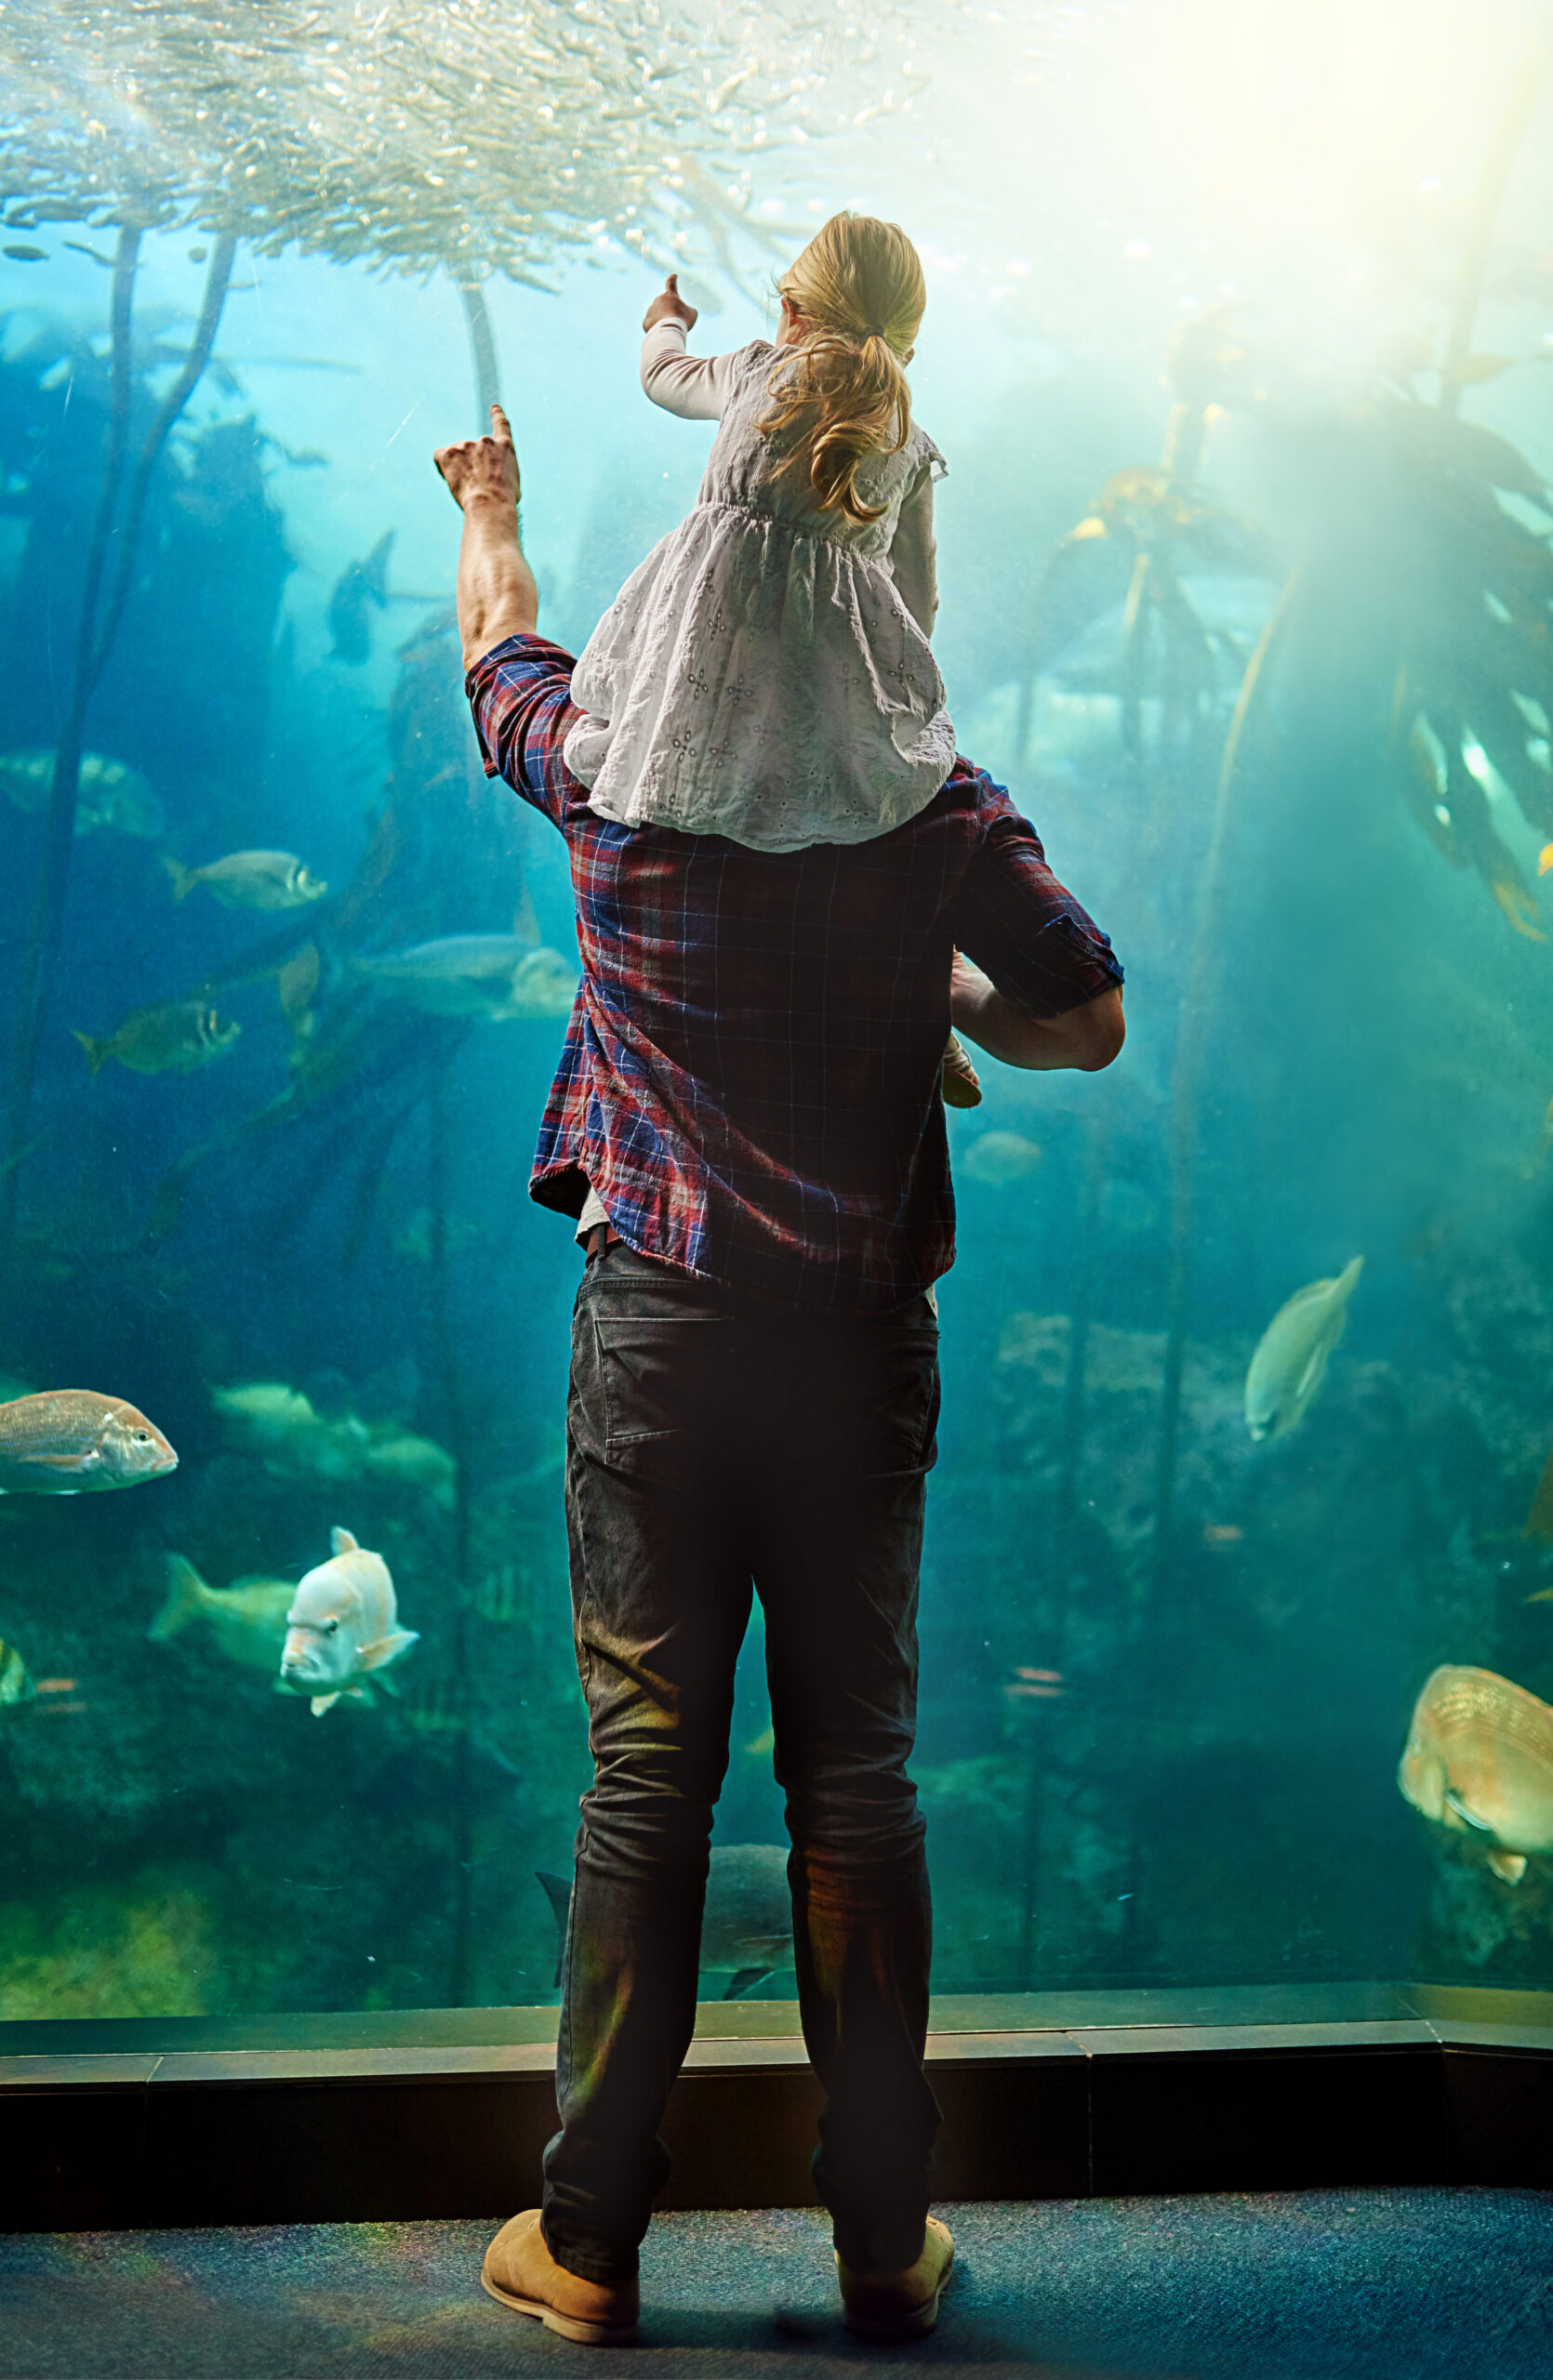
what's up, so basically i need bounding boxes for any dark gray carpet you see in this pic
[3,2191,1551,2377]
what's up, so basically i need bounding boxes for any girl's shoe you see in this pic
[480,2208,640,2346]
[837,2214,955,2337]
[941,1033,983,1107]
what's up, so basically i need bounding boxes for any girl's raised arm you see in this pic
[889,454,941,636]
[640,320,741,421]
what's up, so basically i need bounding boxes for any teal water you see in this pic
[2,0,1553,2024]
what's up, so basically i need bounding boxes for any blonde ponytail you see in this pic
[759,213,926,525]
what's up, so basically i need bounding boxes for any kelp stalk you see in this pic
[1152,574,1299,1572]
[1,231,237,1268]
[430,1069,476,2005]
[457,279,502,426]
[1439,31,1553,418]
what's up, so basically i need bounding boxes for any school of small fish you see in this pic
[0,0,931,284]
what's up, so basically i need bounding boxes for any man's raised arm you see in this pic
[433,403,539,668]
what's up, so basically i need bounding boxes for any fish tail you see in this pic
[149,1554,207,1641]
[163,855,197,903]
[71,1031,107,1076]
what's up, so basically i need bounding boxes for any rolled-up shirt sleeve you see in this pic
[949,773,1123,1016]
[464,633,584,831]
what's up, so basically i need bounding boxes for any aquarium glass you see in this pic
[4,0,1553,2027]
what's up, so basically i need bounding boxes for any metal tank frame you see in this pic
[2,1980,1550,2229]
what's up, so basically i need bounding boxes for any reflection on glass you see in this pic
[0,0,1551,2023]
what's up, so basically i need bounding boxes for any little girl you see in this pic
[564,210,980,1104]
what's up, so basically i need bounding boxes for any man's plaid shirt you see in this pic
[467,634,1122,1314]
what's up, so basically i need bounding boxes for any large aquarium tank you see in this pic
[3,0,1553,2027]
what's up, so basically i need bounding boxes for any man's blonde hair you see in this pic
[759,212,926,525]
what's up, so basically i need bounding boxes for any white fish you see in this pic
[1243,1257,1363,1442]
[279,1527,418,1717]
[960,1130,1042,1189]
[0,749,165,840]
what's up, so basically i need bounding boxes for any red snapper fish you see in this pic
[0,1390,178,1494]
[279,1527,418,1716]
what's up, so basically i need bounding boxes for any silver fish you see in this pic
[164,850,328,910]
[1244,1257,1363,1442]
[279,1527,419,1717]
[0,1391,178,1495]
[352,936,577,1021]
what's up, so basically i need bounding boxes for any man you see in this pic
[435,402,1123,2347]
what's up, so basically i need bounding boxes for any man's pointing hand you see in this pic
[434,402,521,513]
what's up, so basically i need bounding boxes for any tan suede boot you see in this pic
[481,2208,640,2346]
[837,2214,955,2338]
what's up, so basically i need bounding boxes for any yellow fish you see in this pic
[1243,1258,1363,1442]
[1398,1664,1553,1884]
[74,1000,240,1077]
[149,1554,296,1674]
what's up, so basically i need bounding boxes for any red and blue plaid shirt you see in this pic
[467,634,1122,1313]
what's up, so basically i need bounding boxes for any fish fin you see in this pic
[1525,1585,1553,1602]
[536,1870,573,1985]
[71,1030,107,1076]
[148,1554,207,1641]
[357,1630,418,1671]
[1444,1787,1495,1834]
[1488,1849,1529,1884]
[310,1692,342,1717]
[375,1667,401,1697]
[723,1968,773,2001]
[162,856,197,902]
[330,1527,359,1555]
[364,529,395,601]
[513,884,541,946]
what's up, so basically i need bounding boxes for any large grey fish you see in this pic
[0,1391,178,1494]
[538,1843,790,1999]
[164,850,328,910]
[351,936,577,1021]
[279,1527,419,1717]
[0,749,165,839]
[1243,1257,1363,1442]
[149,1554,296,1674]
[73,999,241,1078]
[1398,1664,1553,1884]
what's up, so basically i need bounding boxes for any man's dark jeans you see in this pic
[541,1242,943,2286]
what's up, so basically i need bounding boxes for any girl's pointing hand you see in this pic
[644,272,698,335]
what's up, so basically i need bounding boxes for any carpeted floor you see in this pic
[3,2190,1551,2377]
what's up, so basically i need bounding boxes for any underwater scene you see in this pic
[5,0,1553,2022]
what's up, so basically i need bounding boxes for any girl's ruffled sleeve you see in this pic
[889,430,947,637]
